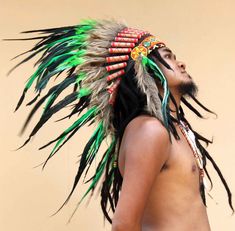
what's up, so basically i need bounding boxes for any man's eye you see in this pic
[165,54,171,58]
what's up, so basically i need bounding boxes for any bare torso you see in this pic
[118,117,211,231]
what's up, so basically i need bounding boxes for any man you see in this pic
[10,19,233,229]
[112,47,211,230]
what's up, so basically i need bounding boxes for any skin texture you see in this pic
[111,48,211,231]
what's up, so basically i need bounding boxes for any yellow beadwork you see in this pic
[130,35,165,60]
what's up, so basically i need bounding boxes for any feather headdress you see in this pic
[8,19,170,222]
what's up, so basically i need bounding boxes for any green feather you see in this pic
[43,72,87,113]
[75,19,97,35]
[46,106,98,160]
[76,72,86,84]
[78,88,91,98]
[15,21,96,108]
[67,135,115,223]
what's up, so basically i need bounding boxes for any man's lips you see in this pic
[181,71,192,79]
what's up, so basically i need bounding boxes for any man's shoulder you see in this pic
[125,115,169,140]
[125,115,168,136]
[119,115,171,174]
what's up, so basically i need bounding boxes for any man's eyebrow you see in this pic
[161,47,173,53]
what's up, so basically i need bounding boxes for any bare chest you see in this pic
[163,132,200,180]
[141,133,209,229]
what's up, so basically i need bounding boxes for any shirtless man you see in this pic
[11,20,233,229]
[111,47,211,231]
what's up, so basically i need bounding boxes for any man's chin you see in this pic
[178,79,198,97]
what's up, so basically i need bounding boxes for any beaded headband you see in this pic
[131,35,165,60]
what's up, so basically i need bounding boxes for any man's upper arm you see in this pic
[112,118,170,228]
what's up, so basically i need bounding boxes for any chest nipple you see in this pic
[192,164,197,172]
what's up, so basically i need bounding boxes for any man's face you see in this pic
[155,47,197,96]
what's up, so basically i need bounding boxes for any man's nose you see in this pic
[178,61,186,70]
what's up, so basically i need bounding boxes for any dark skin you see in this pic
[111,47,211,231]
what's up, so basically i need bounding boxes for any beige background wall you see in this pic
[1,0,235,230]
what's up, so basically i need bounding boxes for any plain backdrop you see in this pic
[0,0,235,230]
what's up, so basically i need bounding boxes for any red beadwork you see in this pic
[121,29,148,37]
[106,55,129,63]
[109,90,118,105]
[117,33,142,39]
[106,69,125,81]
[178,122,205,181]
[106,62,127,72]
[108,48,132,53]
[199,169,204,177]
[107,78,121,94]
[111,42,135,48]
[121,28,145,33]
[115,37,138,43]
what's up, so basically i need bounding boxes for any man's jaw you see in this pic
[178,79,198,97]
